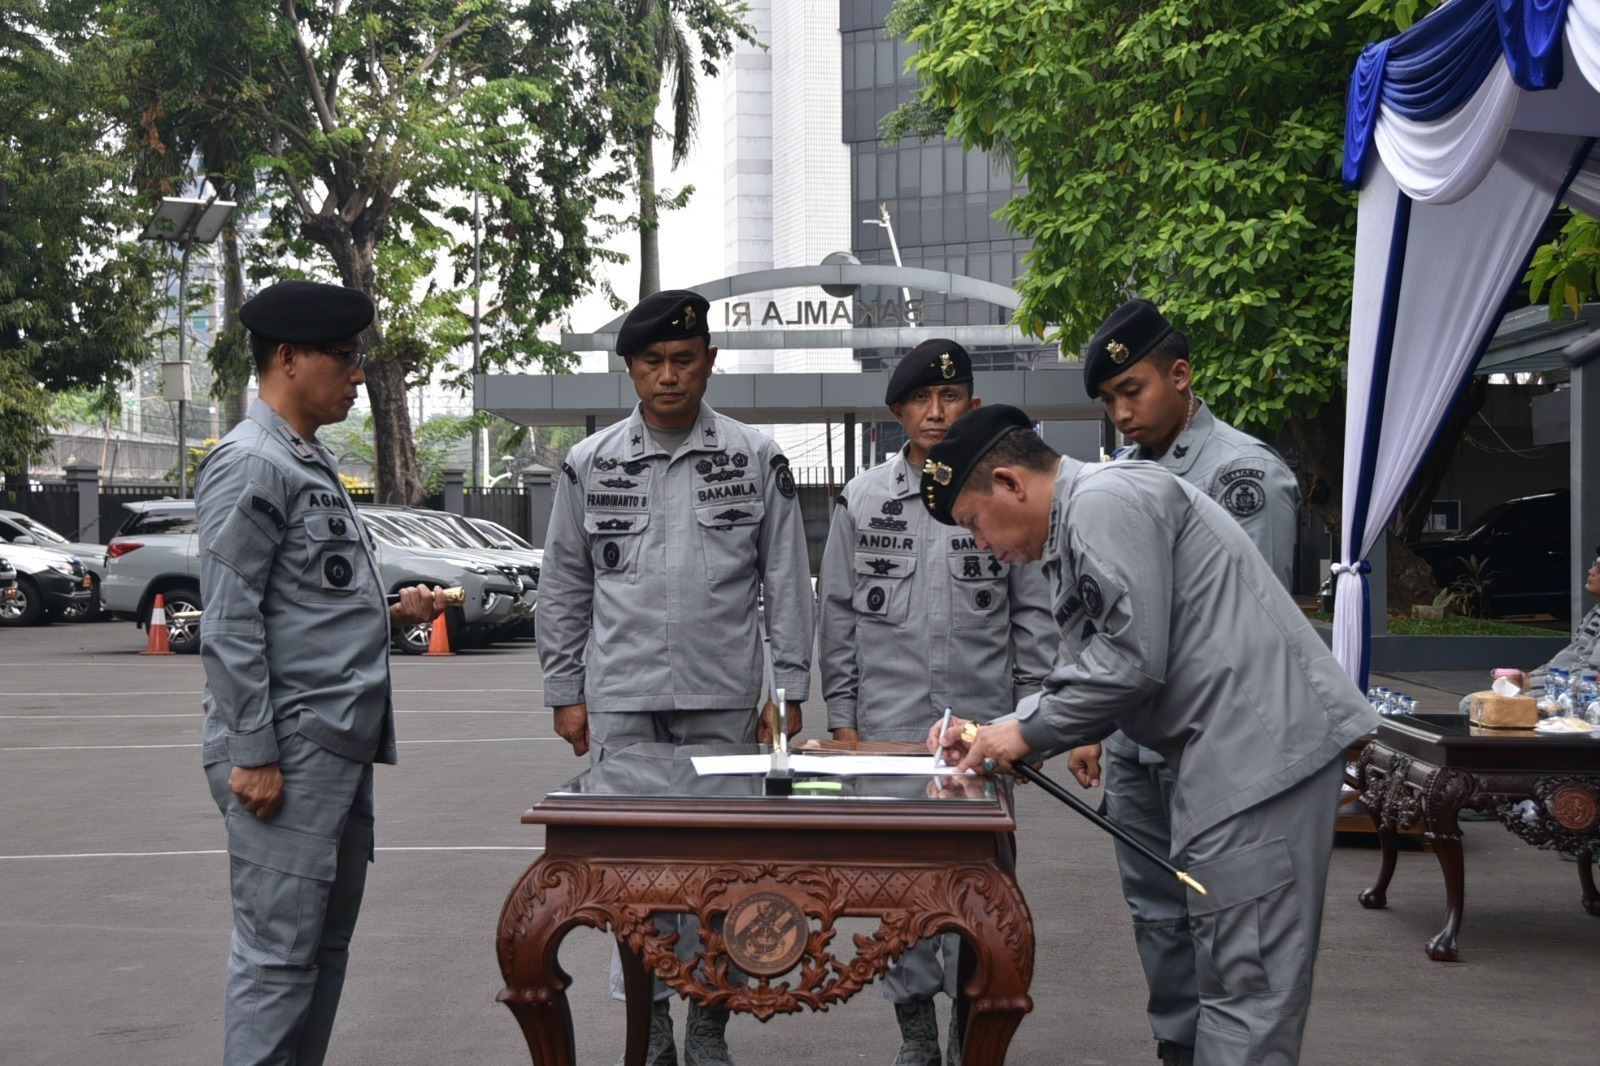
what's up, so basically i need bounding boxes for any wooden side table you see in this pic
[1355,715,1600,960]
[495,744,1034,1065]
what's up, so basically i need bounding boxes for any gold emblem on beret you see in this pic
[680,304,697,330]
[938,352,955,379]
[1106,340,1129,365]
[923,459,953,486]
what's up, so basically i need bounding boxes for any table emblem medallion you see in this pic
[723,891,808,975]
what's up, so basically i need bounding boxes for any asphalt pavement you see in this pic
[1,622,1594,1064]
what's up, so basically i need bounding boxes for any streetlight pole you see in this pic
[141,196,236,498]
[472,190,486,490]
[863,202,915,314]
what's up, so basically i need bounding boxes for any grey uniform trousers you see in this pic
[1181,754,1345,1066]
[205,733,375,1066]
[591,709,759,1003]
[1103,751,1198,1046]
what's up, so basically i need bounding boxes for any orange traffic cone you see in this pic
[422,612,454,656]
[141,593,174,655]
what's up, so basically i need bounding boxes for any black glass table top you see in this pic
[544,743,1003,805]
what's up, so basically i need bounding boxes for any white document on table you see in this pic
[691,754,972,776]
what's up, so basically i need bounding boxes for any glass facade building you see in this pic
[840,0,1051,375]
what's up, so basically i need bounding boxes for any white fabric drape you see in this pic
[1372,59,1521,203]
[1369,4,1600,201]
[1335,133,1591,683]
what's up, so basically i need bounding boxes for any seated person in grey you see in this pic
[1457,548,1600,711]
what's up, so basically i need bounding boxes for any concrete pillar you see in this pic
[65,462,100,543]
[843,412,855,478]
[1573,362,1600,635]
[442,466,466,515]
[522,466,555,549]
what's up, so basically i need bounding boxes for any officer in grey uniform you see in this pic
[922,405,1378,1066]
[1458,548,1600,711]
[197,280,448,1066]
[1074,299,1299,1066]
[537,289,814,1066]
[817,339,1054,1066]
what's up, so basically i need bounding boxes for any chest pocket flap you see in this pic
[692,499,766,530]
[301,511,367,597]
[586,510,650,582]
[852,551,916,625]
[693,499,763,582]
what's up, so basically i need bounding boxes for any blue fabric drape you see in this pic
[1346,193,1413,690]
[1499,0,1569,89]
[1343,0,1571,188]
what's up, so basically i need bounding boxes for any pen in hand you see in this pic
[932,707,953,769]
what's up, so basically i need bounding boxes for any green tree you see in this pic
[884,0,1478,598]
[622,1,756,299]
[0,1,160,476]
[110,1,672,505]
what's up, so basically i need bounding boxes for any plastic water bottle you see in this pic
[1558,671,1586,720]
[1540,670,1569,720]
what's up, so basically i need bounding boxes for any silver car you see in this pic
[101,501,204,651]
[355,507,531,651]
[0,542,93,627]
[102,500,525,655]
[0,509,106,620]
[363,506,540,637]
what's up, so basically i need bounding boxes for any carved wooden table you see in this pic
[495,743,1033,1065]
[1356,715,1600,960]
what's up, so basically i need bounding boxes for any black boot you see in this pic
[892,1000,942,1066]
[1156,1039,1195,1066]
[614,999,676,1066]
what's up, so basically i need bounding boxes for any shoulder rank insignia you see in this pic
[562,462,578,484]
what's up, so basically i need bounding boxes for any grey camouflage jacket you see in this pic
[818,449,1055,741]
[537,402,814,713]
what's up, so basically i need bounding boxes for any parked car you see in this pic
[355,507,531,650]
[1408,489,1570,618]
[0,542,93,627]
[103,500,526,655]
[0,509,106,620]
[101,501,203,651]
[0,554,15,596]
[363,506,540,638]
[466,517,538,552]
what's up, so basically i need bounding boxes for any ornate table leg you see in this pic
[496,857,602,1066]
[616,938,654,1066]
[943,868,1034,1066]
[1422,768,1473,962]
[1578,850,1600,917]
[1357,745,1398,910]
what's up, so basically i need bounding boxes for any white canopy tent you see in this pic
[1336,0,1600,685]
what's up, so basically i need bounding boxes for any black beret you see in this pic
[239,280,374,344]
[920,404,1035,526]
[616,289,711,357]
[1082,298,1175,399]
[885,338,974,405]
